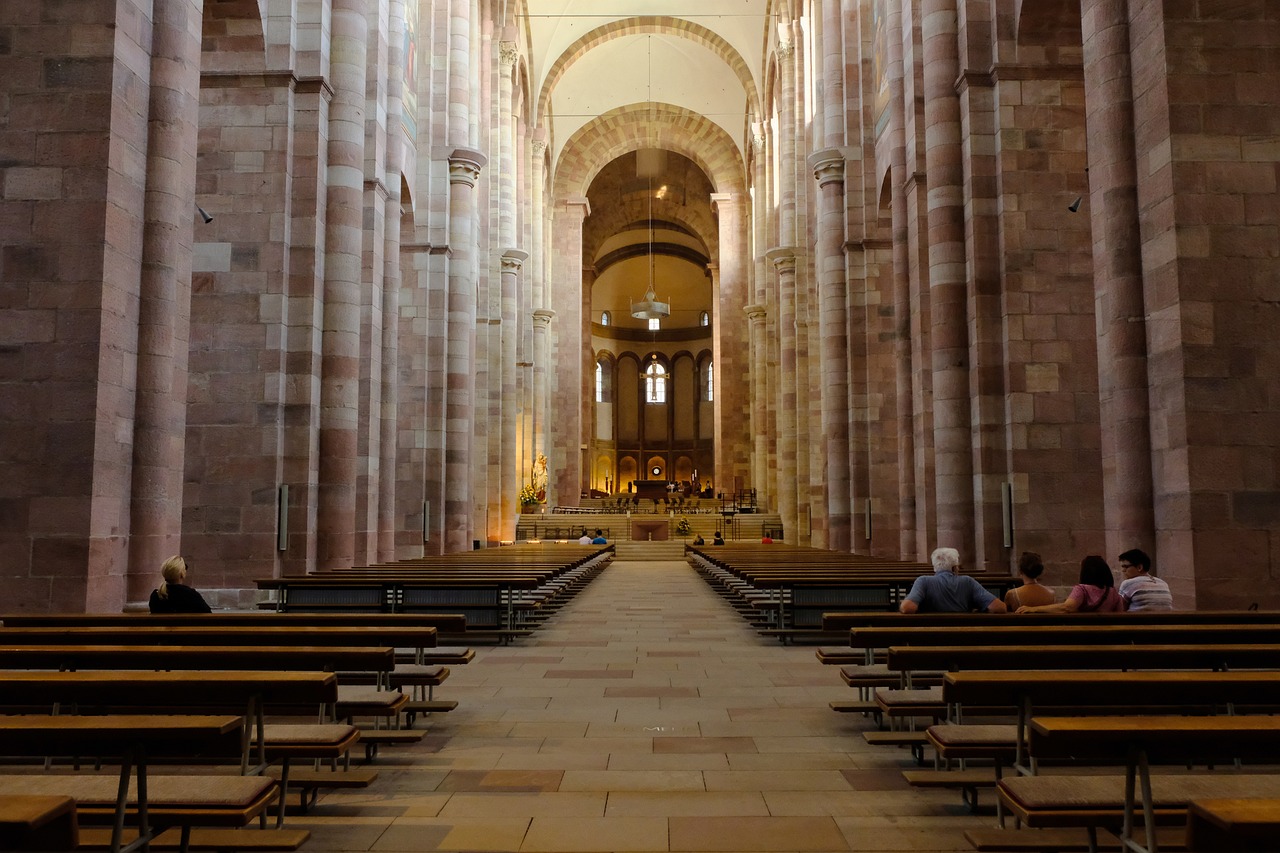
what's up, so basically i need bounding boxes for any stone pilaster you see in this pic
[500,249,528,539]
[317,0,370,569]
[767,246,799,543]
[1081,0,1155,562]
[127,0,204,603]
[809,150,852,552]
[921,0,975,563]
[531,307,556,472]
[445,149,486,553]
[887,0,917,560]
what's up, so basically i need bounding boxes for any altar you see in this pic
[632,479,670,501]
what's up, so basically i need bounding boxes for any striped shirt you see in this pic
[1119,574,1173,611]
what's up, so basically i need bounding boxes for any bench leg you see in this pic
[276,759,291,827]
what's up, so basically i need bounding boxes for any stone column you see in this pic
[549,197,590,507]
[500,249,528,539]
[921,0,975,562]
[1081,0,1155,559]
[445,149,486,553]
[127,0,204,603]
[767,246,799,543]
[809,150,852,552]
[710,193,751,495]
[746,303,770,503]
[888,0,917,559]
[531,308,556,464]
[317,0,370,569]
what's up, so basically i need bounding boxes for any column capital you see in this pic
[744,303,768,321]
[501,248,530,271]
[809,148,851,186]
[532,309,556,327]
[777,40,794,59]
[499,41,519,69]
[448,148,487,186]
[531,138,547,156]
[765,246,798,273]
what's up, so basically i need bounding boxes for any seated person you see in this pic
[692,533,705,546]
[591,529,608,545]
[149,556,212,614]
[1004,551,1055,611]
[1118,548,1173,611]
[577,529,593,545]
[1018,554,1124,613]
[712,531,725,545]
[900,547,1007,613]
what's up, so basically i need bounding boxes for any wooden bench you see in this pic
[0,714,281,853]
[0,670,370,820]
[0,794,77,851]
[1185,798,1280,852]
[1000,715,1280,853]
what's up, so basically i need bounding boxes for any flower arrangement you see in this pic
[674,516,693,537]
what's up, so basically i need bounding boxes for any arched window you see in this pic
[706,361,714,401]
[700,311,710,327]
[595,361,604,403]
[600,311,610,326]
[647,317,660,331]
[644,361,667,404]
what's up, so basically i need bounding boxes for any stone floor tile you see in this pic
[669,815,850,851]
[520,816,670,852]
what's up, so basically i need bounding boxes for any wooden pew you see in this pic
[1000,715,1280,853]
[0,795,77,851]
[0,670,371,821]
[0,714,278,853]
[1186,798,1280,852]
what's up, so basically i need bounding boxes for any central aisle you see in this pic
[304,559,978,852]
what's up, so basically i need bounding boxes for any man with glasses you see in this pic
[1117,548,1173,611]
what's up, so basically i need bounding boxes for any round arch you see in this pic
[534,16,760,126]
[553,103,746,199]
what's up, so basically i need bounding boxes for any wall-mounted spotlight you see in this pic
[1067,196,1082,213]
[197,205,214,223]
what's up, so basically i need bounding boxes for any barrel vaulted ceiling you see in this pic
[522,1,770,169]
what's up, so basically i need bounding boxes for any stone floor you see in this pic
[296,558,982,852]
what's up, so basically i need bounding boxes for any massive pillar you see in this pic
[1080,0,1155,560]
[810,151,852,552]
[549,197,590,507]
[317,0,370,569]
[921,0,975,562]
[710,193,751,496]
[529,133,550,464]
[127,0,205,602]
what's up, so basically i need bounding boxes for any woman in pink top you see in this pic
[1016,555,1124,613]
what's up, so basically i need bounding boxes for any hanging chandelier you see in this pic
[631,143,669,321]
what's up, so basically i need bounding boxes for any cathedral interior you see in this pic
[2,0,1279,611]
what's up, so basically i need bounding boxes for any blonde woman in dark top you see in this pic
[148,555,212,614]
[1004,551,1056,611]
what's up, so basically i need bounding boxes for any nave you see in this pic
[294,557,974,853]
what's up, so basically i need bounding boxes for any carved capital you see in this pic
[532,309,556,327]
[531,138,547,156]
[765,246,798,274]
[777,40,794,59]
[501,248,529,272]
[448,148,487,186]
[499,41,519,69]
[744,303,768,321]
[809,148,848,186]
